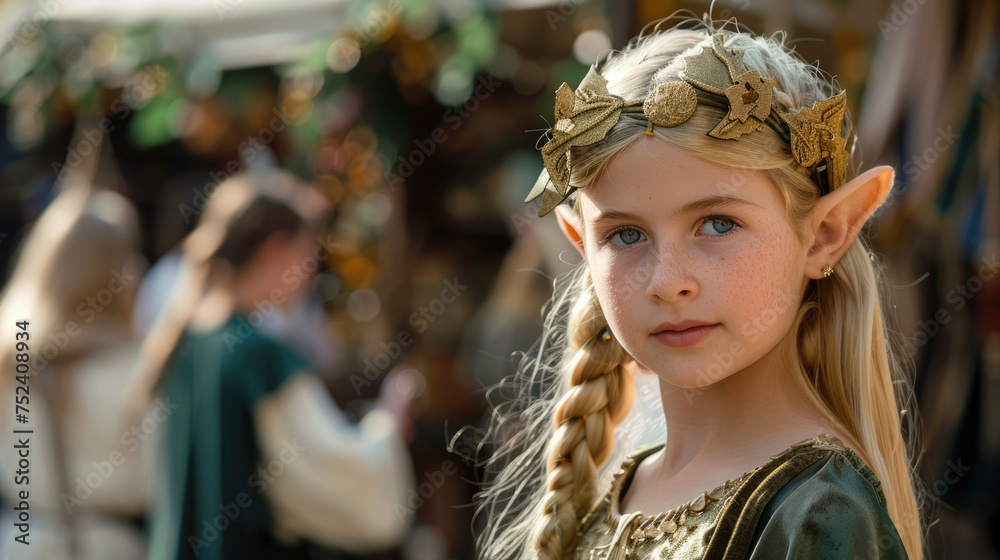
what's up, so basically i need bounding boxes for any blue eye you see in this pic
[609,227,645,246]
[699,216,740,237]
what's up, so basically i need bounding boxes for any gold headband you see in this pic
[526,33,850,217]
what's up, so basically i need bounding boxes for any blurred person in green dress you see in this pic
[130,169,416,560]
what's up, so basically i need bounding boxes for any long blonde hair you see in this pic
[470,17,925,560]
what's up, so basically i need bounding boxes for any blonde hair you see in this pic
[470,16,925,560]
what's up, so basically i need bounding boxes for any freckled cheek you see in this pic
[727,233,801,334]
[727,250,770,312]
[591,256,643,331]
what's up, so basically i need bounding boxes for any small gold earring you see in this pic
[822,266,834,278]
[602,329,612,341]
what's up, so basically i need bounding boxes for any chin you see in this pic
[633,349,738,390]
[657,373,731,391]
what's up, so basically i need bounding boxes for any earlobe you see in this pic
[806,166,894,278]
[554,205,586,259]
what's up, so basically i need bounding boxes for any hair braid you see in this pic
[533,270,635,559]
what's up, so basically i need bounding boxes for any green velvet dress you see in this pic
[575,434,908,559]
[147,313,311,560]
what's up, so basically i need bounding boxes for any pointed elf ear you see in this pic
[554,205,586,259]
[805,166,894,279]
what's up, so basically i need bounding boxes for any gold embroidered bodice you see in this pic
[573,434,854,560]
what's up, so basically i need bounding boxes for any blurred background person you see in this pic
[130,151,342,377]
[127,169,416,560]
[0,185,149,560]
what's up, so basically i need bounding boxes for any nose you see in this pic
[644,245,699,303]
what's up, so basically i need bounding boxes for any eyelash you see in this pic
[600,214,743,246]
[699,214,743,237]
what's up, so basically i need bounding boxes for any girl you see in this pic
[129,170,415,560]
[472,16,925,560]
[0,187,148,560]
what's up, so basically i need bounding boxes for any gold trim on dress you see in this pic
[596,433,846,558]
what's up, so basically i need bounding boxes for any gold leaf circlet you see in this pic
[526,32,851,217]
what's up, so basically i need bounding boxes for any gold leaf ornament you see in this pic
[681,34,778,140]
[541,69,642,197]
[527,68,646,216]
[778,91,849,191]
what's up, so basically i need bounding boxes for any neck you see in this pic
[653,331,837,479]
[188,285,235,333]
[230,274,265,317]
[188,264,273,333]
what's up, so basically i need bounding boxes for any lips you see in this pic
[651,320,720,348]
[652,319,716,333]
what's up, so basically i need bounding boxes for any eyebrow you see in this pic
[592,195,761,224]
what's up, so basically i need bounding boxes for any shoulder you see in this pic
[60,342,142,384]
[208,317,311,398]
[745,447,907,559]
[579,443,665,531]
